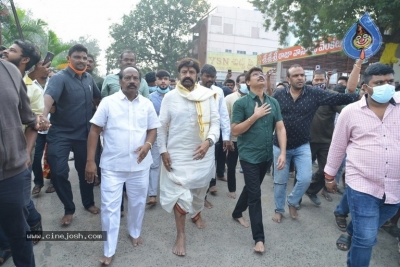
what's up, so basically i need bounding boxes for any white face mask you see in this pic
[238,84,249,94]
[368,84,395,103]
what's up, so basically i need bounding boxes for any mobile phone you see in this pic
[42,52,54,66]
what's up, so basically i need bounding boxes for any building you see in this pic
[192,6,279,81]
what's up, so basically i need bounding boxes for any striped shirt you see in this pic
[325,94,400,204]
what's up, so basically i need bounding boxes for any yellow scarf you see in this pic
[176,82,216,140]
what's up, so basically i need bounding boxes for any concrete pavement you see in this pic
[4,162,399,267]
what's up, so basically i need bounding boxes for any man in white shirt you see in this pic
[158,58,220,256]
[85,66,160,266]
[199,64,232,208]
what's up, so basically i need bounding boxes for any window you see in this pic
[225,49,232,53]
[251,27,260,38]
[211,16,222,26]
[223,23,233,35]
[252,52,258,55]
[237,50,246,54]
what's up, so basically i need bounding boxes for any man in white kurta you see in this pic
[158,58,220,256]
[85,67,160,265]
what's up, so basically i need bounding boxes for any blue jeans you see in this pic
[273,143,312,213]
[346,185,400,267]
[335,155,346,185]
[334,190,349,216]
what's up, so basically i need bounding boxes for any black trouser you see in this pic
[95,136,102,182]
[232,160,271,244]
[209,134,225,188]
[0,169,35,266]
[306,142,330,195]
[32,133,47,186]
[47,136,94,215]
[226,142,238,192]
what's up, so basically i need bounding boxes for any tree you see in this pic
[47,30,70,68]
[106,0,210,75]
[69,35,101,57]
[250,0,400,47]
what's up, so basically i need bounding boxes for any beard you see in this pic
[181,77,194,88]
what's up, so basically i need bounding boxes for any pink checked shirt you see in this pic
[325,94,400,204]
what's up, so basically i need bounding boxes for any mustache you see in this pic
[127,83,137,89]
[182,77,194,83]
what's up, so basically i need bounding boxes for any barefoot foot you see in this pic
[146,196,157,205]
[60,214,73,226]
[193,214,206,229]
[173,233,186,256]
[235,217,250,228]
[204,199,213,209]
[99,256,113,266]
[227,192,236,199]
[288,205,298,219]
[272,212,282,223]
[254,241,265,253]
[130,236,143,247]
[86,205,100,214]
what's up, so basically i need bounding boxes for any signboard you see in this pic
[206,52,258,72]
[258,39,343,65]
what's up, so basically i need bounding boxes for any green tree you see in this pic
[47,30,70,68]
[250,0,400,47]
[69,35,101,57]
[1,6,48,47]
[106,0,210,75]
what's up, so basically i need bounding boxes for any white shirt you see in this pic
[210,85,231,141]
[90,90,161,172]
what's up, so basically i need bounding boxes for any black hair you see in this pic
[224,79,235,85]
[286,64,302,77]
[305,80,313,86]
[337,76,348,82]
[145,71,156,83]
[156,70,170,78]
[177,58,200,74]
[236,73,245,83]
[169,78,176,82]
[0,45,6,51]
[14,40,41,71]
[119,50,135,60]
[333,84,346,94]
[245,67,263,82]
[118,66,142,80]
[87,54,95,61]
[200,64,217,76]
[68,44,88,56]
[313,69,326,79]
[395,85,400,92]
[276,82,285,87]
[282,81,289,86]
[363,63,395,85]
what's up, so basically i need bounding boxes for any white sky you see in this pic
[15,0,254,74]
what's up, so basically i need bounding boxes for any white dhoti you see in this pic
[101,168,149,257]
[148,140,161,197]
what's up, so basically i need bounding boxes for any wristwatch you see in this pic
[206,138,214,147]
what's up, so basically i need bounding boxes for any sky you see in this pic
[16,0,255,74]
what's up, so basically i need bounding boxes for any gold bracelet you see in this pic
[145,142,153,149]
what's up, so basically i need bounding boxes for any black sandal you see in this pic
[0,250,11,266]
[334,212,347,231]
[336,234,351,251]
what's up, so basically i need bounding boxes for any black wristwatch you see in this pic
[206,138,214,147]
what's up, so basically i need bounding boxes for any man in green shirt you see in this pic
[101,50,149,98]
[231,67,287,253]
[86,54,104,90]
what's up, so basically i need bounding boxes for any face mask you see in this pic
[334,84,346,94]
[157,87,170,94]
[238,84,249,95]
[169,85,175,90]
[148,86,157,93]
[315,83,326,90]
[369,84,395,103]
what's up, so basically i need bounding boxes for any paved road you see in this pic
[4,162,399,267]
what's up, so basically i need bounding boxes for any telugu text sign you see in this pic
[258,39,343,65]
[207,52,258,72]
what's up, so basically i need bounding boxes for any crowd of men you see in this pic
[0,40,399,267]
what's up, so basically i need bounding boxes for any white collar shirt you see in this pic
[90,90,161,172]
